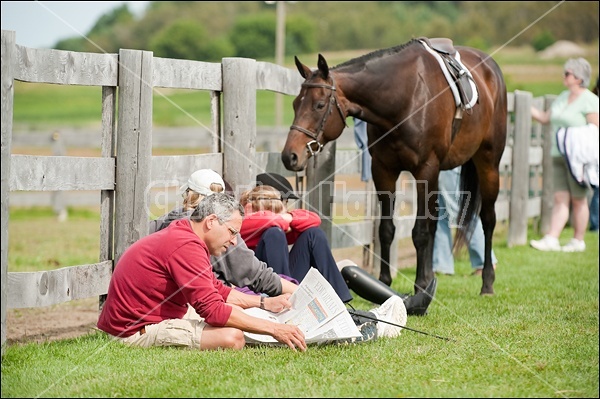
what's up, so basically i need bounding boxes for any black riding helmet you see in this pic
[255,173,299,200]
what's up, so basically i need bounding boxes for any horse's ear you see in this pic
[317,54,329,79]
[295,56,311,79]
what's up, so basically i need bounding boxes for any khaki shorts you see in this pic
[117,306,206,349]
[552,156,590,199]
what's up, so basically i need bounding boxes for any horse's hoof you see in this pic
[479,289,494,296]
[405,277,437,316]
[378,276,392,287]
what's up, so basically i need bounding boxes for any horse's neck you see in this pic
[334,69,374,119]
[335,69,399,127]
[334,47,420,123]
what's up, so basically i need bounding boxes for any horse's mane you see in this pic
[333,38,419,71]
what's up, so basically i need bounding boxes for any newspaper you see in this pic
[243,268,362,345]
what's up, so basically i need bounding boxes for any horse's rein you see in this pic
[290,77,347,157]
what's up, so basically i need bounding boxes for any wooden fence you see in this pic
[0,30,554,356]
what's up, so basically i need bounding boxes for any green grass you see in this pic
[11,84,104,128]
[8,207,101,272]
[2,211,598,398]
[13,82,298,130]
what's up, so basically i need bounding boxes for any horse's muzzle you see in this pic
[281,150,303,171]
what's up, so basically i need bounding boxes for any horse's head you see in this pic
[281,54,347,171]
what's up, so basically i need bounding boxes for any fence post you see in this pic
[221,58,257,193]
[507,90,532,247]
[114,49,154,264]
[98,86,117,310]
[1,29,16,358]
[306,141,337,242]
[539,95,555,235]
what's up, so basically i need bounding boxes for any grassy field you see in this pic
[8,207,102,272]
[2,217,598,397]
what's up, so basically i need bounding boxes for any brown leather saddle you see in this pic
[419,37,476,108]
[419,37,479,138]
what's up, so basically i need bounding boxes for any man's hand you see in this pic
[264,293,292,313]
[272,323,307,352]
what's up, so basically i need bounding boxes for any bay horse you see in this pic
[281,38,507,296]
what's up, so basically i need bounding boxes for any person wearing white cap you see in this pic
[180,168,226,197]
[149,169,226,234]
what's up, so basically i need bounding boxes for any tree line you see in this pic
[55,1,599,62]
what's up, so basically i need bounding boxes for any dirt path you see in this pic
[7,297,101,345]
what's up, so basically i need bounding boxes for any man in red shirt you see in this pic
[98,193,306,351]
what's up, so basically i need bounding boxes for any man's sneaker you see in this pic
[561,238,586,252]
[319,310,377,346]
[369,295,407,338]
[530,235,561,252]
[349,309,375,326]
[332,320,378,345]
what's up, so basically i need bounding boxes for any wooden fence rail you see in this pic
[1,30,554,356]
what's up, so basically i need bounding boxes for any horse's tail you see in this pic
[453,159,480,254]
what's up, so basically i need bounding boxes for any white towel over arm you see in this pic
[556,123,599,188]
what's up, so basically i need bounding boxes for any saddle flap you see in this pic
[418,37,478,110]
[439,54,474,105]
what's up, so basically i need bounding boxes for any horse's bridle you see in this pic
[290,76,347,157]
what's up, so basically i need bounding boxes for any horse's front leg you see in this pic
[412,173,438,294]
[372,158,399,286]
[377,190,396,286]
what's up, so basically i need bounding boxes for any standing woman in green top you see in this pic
[530,57,599,252]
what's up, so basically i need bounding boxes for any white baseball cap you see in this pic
[180,169,225,196]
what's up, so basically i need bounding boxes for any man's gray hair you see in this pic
[191,192,244,222]
[564,57,592,88]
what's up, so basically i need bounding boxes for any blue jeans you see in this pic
[254,226,353,303]
[589,185,599,232]
[353,118,372,182]
[433,167,498,275]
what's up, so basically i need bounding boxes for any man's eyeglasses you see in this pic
[218,218,239,238]
[564,71,574,78]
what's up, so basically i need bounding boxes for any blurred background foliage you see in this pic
[54,1,599,62]
[10,1,598,130]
